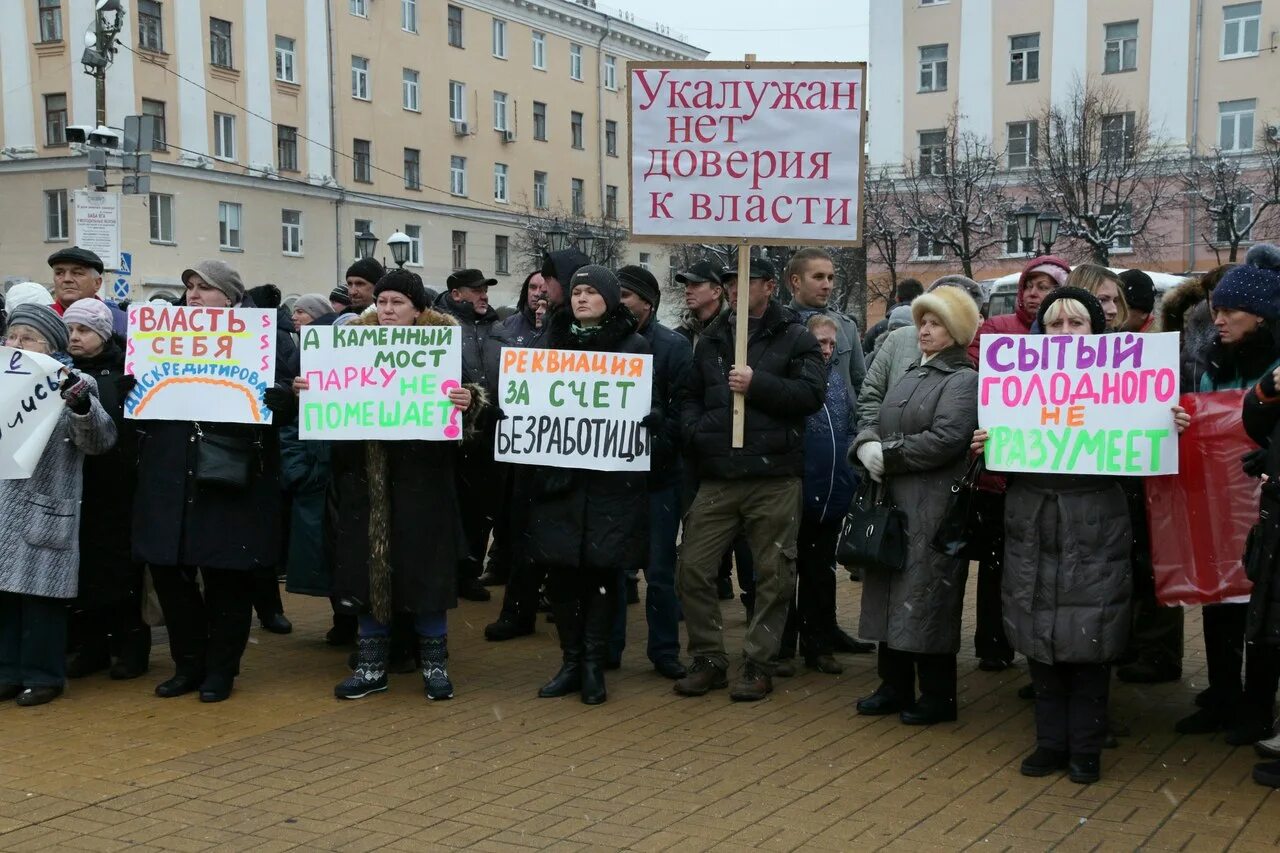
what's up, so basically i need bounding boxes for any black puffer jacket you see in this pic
[434,290,502,402]
[1242,364,1280,645]
[681,301,825,480]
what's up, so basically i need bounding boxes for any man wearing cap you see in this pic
[674,255,826,702]
[611,264,693,680]
[785,248,867,399]
[676,260,727,347]
[1120,269,1160,333]
[329,284,353,314]
[47,246,127,333]
[435,269,503,603]
[343,258,385,314]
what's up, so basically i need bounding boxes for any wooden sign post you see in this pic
[626,56,867,448]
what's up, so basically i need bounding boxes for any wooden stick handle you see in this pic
[731,241,750,449]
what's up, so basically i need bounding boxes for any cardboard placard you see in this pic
[0,348,68,480]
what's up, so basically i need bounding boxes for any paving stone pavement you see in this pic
[1,578,1278,852]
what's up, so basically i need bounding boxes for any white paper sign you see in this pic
[72,190,121,271]
[123,305,277,425]
[298,323,463,440]
[0,348,68,480]
[629,63,865,244]
[494,346,653,471]
[977,332,1181,475]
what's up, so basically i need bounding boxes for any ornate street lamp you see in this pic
[354,229,378,260]
[575,230,597,262]
[545,226,571,253]
[1036,212,1062,255]
[385,230,411,268]
[1014,201,1040,255]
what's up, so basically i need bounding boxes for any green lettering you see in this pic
[301,328,320,351]
[1067,429,1106,471]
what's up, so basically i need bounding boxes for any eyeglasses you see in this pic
[5,333,50,350]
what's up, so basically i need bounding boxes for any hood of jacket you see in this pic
[1015,255,1071,326]
[1162,277,1211,334]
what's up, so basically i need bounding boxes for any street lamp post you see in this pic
[354,230,378,261]
[82,0,125,128]
[545,226,571,253]
[1014,202,1041,256]
[575,230,597,263]
[385,230,411,268]
[1036,212,1062,256]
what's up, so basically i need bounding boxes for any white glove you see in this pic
[856,441,885,483]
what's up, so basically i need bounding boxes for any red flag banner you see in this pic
[1146,391,1258,606]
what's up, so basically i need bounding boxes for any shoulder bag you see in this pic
[836,478,908,573]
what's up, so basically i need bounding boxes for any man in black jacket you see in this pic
[674,258,826,701]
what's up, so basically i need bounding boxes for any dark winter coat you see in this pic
[640,317,693,491]
[1195,328,1278,392]
[330,308,486,619]
[280,424,331,597]
[789,299,866,398]
[803,357,857,524]
[1162,277,1216,393]
[434,290,503,402]
[676,305,729,349]
[523,305,652,574]
[72,338,139,608]
[682,302,825,481]
[851,345,977,654]
[1241,364,1280,645]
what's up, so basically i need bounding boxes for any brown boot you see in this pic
[729,662,773,702]
[673,657,727,696]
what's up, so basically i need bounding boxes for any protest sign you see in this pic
[628,62,865,245]
[977,332,1180,475]
[0,347,68,480]
[494,346,653,471]
[297,323,463,440]
[124,305,276,425]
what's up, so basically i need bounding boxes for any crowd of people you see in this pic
[2,240,1280,791]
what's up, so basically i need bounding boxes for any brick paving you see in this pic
[1,579,1278,852]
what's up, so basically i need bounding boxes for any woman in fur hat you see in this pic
[850,284,980,727]
[294,269,485,702]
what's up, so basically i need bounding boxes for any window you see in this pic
[149,193,174,243]
[1216,192,1255,242]
[38,0,61,43]
[570,44,583,80]
[1104,21,1138,73]
[138,1,162,52]
[919,44,948,92]
[494,162,509,202]
[1223,3,1261,57]
[1004,219,1026,256]
[605,120,617,157]
[275,36,296,82]
[495,236,510,274]
[405,225,422,266]
[532,31,546,69]
[571,111,584,149]
[533,102,547,140]
[350,0,367,17]
[354,218,372,244]
[353,139,372,183]
[604,55,617,90]
[448,4,463,47]
[449,81,465,123]
[213,112,235,159]
[493,92,508,130]
[277,125,298,171]
[218,202,242,250]
[914,232,944,260]
[403,69,420,111]
[402,0,418,33]
[44,94,67,146]
[639,252,651,270]
[210,18,232,68]
[571,178,585,216]
[450,155,467,195]
[142,99,166,150]
[1101,203,1133,250]
[533,171,548,209]
[351,56,369,100]
[404,147,421,190]
[282,210,302,255]
[44,190,68,241]
[1009,34,1039,82]
[605,185,618,220]
[492,18,507,58]
[1219,99,1256,151]
[1007,120,1037,168]
[918,129,947,175]
[451,230,467,270]
[1101,112,1136,161]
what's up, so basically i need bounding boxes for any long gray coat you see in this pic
[851,345,977,655]
[856,324,921,431]
[0,375,117,600]
[1001,474,1132,664]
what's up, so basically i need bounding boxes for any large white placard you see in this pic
[0,348,69,480]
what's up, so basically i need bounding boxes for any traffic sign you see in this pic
[118,251,132,275]
[113,278,130,300]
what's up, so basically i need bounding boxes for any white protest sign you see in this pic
[0,347,68,480]
[978,332,1181,475]
[124,305,277,425]
[298,323,463,440]
[494,346,653,471]
[72,190,122,271]
[628,62,865,244]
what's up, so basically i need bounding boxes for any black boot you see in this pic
[538,601,583,698]
[334,636,390,699]
[419,635,454,700]
[581,591,612,705]
[110,627,152,680]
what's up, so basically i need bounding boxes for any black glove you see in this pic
[59,371,92,415]
[264,386,297,419]
[639,411,662,431]
[492,406,509,421]
[1242,448,1268,479]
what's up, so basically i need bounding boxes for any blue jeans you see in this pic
[359,611,446,638]
[0,592,67,688]
[610,485,683,665]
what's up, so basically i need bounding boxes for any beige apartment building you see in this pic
[869,0,1280,279]
[0,0,704,304]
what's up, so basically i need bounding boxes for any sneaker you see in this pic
[1020,746,1068,777]
[729,663,773,702]
[673,657,727,696]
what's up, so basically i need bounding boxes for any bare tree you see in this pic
[513,207,629,272]
[1181,138,1280,263]
[898,114,1013,279]
[862,168,911,310]
[1028,78,1175,265]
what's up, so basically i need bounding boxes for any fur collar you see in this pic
[1161,278,1210,333]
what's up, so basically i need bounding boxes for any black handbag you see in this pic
[836,479,908,573]
[193,424,259,489]
[930,456,983,559]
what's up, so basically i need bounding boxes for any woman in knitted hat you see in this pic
[850,285,980,726]
[972,288,1190,784]
[0,305,117,706]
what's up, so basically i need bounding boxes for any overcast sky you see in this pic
[609,0,870,62]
